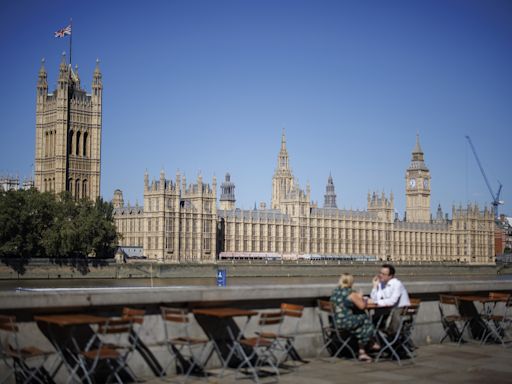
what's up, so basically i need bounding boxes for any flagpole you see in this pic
[69,18,73,66]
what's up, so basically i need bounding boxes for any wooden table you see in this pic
[452,295,506,341]
[35,314,139,382]
[193,307,258,368]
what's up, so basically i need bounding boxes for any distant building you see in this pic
[114,132,495,264]
[0,176,34,191]
[496,214,512,255]
[34,54,102,200]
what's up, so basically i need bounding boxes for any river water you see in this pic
[0,273,510,291]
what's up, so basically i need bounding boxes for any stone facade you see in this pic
[34,54,102,200]
[113,132,495,264]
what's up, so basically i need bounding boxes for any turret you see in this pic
[112,189,124,208]
[220,173,236,210]
[323,173,337,208]
[37,58,48,100]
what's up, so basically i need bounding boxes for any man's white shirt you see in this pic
[370,277,410,307]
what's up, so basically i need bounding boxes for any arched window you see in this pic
[83,132,88,157]
[68,130,74,155]
[68,178,73,194]
[76,132,81,156]
[44,179,47,192]
[45,132,49,157]
[49,131,53,157]
[82,179,88,199]
[75,179,80,199]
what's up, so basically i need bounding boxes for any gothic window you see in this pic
[82,180,88,199]
[44,132,48,157]
[75,179,80,199]
[76,132,81,156]
[68,130,73,155]
[83,132,88,157]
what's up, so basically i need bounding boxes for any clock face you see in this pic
[423,179,428,189]
[409,178,416,188]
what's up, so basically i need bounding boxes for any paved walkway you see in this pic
[145,343,512,384]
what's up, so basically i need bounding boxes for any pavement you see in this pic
[144,342,512,384]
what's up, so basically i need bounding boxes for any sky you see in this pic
[0,0,511,217]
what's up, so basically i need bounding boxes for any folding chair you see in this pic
[232,310,283,384]
[316,299,357,360]
[481,293,512,346]
[0,315,53,384]
[160,307,212,382]
[73,316,141,384]
[276,303,305,368]
[375,300,420,366]
[438,294,473,346]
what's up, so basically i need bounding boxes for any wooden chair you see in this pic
[316,299,357,360]
[234,310,283,383]
[72,309,144,384]
[0,315,53,384]
[375,300,421,365]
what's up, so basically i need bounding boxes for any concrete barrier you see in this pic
[1,280,511,381]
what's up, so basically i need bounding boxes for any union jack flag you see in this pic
[54,24,72,38]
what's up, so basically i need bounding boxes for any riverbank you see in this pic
[0,259,503,281]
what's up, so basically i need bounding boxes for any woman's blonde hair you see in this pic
[339,273,354,288]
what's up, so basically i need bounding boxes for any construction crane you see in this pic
[465,135,503,218]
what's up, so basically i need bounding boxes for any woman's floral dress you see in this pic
[330,287,375,346]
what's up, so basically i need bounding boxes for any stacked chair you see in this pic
[438,294,473,346]
[160,307,212,382]
[231,310,283,383]
[480,292,512,347]
[0,315,53,384]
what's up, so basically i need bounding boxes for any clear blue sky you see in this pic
[1,0,511,217]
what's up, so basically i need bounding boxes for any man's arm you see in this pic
[377,279,401,307]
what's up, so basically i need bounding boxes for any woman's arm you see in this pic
[349,291,368,310]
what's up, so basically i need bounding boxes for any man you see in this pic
[370,264,410,308]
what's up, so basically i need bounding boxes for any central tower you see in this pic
[271,129,294,210]
[405,134,431,222]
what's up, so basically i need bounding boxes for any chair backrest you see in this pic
[281,303,304,319]
[122,307,145,325]
[439,294,457,306]
[317,299,335,332]
[259,311,284,326]
[161,307,189,324]
[0,315,20,355]
[0,315,17,333]
[317,299,333,314]
[98,318,133,335]
[409,298,421,306]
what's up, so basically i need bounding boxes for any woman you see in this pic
[330,273,378,362]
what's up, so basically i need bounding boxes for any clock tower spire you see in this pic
[405,134,431,222]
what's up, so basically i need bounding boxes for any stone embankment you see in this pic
[0,259,501,280]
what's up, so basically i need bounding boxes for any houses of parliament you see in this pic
[32,56,495,264]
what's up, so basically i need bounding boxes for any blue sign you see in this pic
[216,268,227,287]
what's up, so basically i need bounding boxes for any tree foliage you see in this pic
[0,189,118,269]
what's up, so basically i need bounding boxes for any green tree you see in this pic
[41,193,118,259]
[1,189,119,273]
